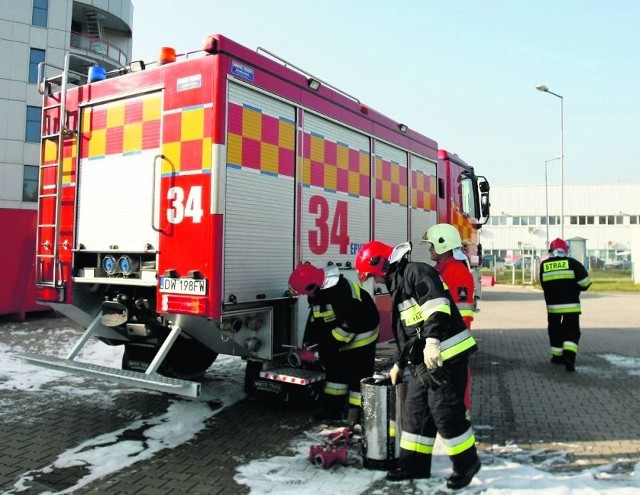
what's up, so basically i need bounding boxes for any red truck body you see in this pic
[28,35,489,397]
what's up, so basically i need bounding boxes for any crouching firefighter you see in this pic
[355,241,481,490]
[288,263,380,428]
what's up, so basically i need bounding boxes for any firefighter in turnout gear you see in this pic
[539,238,592,372]
[355,241,481,489]
[423,223,475,417]
[288,263,380,427]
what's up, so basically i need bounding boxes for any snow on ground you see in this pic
[1,323,639,494]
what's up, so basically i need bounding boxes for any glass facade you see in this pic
[25,106,41,143]
[32,0,48,27]
[29,48,46,84]
[22,165,39,202]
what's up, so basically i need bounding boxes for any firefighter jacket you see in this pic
[304,275,380,354]
[386,259,477,368]
[539,255,592,314]
[435,256,475,328]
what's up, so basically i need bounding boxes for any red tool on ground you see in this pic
[306,428,354,469]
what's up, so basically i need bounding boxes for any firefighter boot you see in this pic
[447,456,481,490]
[313,395,345,421]
[386,454,431,481]
[346,407,361,434]
[564,350,576,372]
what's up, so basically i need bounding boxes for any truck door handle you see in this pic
[152,154,164,233]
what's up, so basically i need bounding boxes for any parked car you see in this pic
[513,256,540,270]
[604,258,632,269]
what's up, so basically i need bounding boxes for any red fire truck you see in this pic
[25,34,490,398]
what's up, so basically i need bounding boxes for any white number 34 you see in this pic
[166,186,203,224]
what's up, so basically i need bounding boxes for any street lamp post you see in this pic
[544,156,561,247]
[536,84,564,238]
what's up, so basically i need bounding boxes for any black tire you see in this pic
[122,336,218,379]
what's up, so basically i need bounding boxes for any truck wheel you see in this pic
[164,336,218,379]
[122,337,217,379]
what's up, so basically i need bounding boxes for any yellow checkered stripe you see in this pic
[375,157,408,205]
[451,205,477,245]
[81,93,162,160]
[303,131,370,197]
[162,104,213,176]
[410,169,437,211]
[226,103,295,177]
[43,138,78,186]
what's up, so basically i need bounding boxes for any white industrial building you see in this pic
[0,0,133,316]
[479,183,639,276]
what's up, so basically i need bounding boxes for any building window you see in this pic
[22,165,39,202]
[631,216,638,225]
[587,216,595,225]
[607,215,615,225]
[549,216,559,225]
[25,106,41,143]
[540,216,547,225]
[570,216,578,225]
[599,216,606,225]
[615,215,624,225]
[518,216,526,225]
[29,48,46,84]
[32,0,48,27]
[579,215,586,225]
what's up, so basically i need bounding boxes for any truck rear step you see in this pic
[19,352,201,397]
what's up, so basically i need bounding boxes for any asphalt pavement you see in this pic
[0,284,638,494]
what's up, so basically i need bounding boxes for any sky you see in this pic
[2,321,639,494]
[129,0,640,187]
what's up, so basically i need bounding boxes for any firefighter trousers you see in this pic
[547,313,581,364]
[399,357,479,474]
[321,342,376,415]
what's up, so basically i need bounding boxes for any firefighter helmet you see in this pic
[422,223,463,255]
[355,241,394,282]
[549,238,569,253]
[288,263,325,296]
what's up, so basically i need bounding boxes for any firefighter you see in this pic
[422,223,475,418]
[355,241,480,489]
[539,238,592,372]
[288,263,380,427]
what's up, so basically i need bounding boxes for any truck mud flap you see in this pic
[19,352,201,398]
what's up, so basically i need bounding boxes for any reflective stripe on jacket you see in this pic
[388,260,477,367]
[539,256,591,314]
[307,276,379,353]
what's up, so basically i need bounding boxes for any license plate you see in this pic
[159,277,207,295]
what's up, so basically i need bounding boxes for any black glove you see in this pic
[414,363,450,390]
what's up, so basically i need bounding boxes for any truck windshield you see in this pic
[460,176,478,219]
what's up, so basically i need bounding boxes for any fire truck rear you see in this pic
[26,34,490,398]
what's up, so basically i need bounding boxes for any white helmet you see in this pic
[422,223,464,256]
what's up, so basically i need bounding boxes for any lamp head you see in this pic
[536,84,549,92]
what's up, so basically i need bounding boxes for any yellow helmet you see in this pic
[422,223,463,255]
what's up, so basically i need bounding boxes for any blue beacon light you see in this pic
[88,66,106,83]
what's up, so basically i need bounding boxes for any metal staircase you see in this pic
[84,9,103,39]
